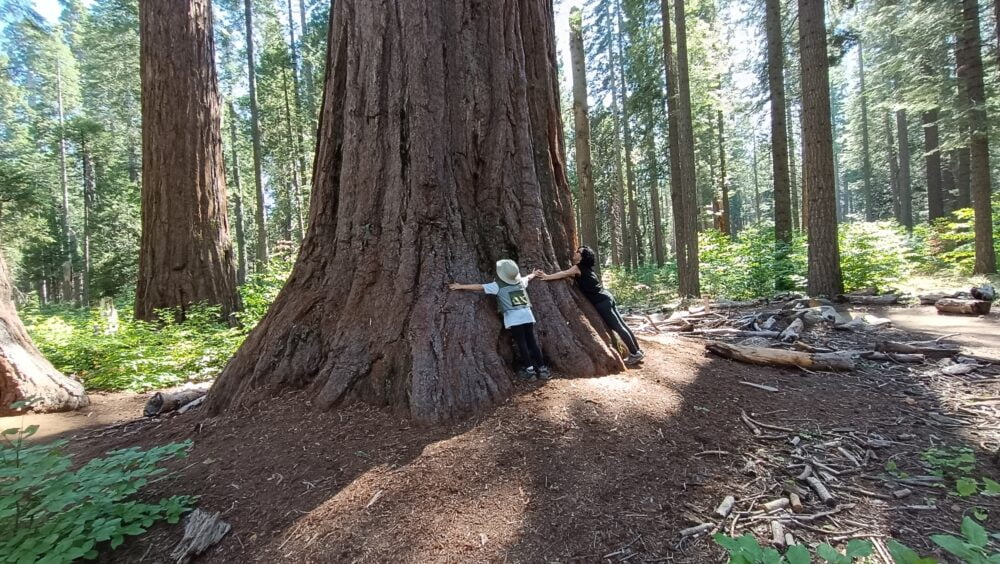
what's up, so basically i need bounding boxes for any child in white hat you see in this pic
[449,259,551,381]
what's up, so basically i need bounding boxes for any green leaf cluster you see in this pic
[1,425,194,562]
[713,533,872,564]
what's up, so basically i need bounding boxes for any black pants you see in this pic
[510,323,544,371]
[594,298,640,355]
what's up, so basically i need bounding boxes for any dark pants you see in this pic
[510,322,544,371]
[594,298,640,355]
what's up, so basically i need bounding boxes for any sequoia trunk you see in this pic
[206,0,622,422]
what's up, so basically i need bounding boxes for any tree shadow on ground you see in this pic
[90,327,1000,563]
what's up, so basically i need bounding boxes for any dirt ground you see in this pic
[7,304,1000,563]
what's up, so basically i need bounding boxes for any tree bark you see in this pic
[895,109,913,230]
[923,108,944,221]
[569,9,599,263]
[0,252,88,416]
[858,42,874,221]
[245,0,268,270]
[959,0,997,273]
[942,149,957,213]
[799,0,843,296]
[673,0,700,296]
[136,0,240,321]
[227,101,248,285]
[205,0,623,422]
[766,0,791,243]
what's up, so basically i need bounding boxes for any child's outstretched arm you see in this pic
[533,265,580,281]
[449,282,485,291]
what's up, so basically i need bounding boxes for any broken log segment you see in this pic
[844,294,899,305]
[876,341,961,358]
[692,328,781,338]
[170,509,231,564]
[706,342,855,371]
[861,352,925,363]
[715,496,735,518]
[144,383,212,417]
[678,523,715,537]
[935,298,992,315]
[919,292,960,305]
[779,318,804,343]
[804,476,837,507]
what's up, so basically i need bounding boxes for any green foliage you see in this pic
[603,263,677,308]
[838,221,911,293]
[1,420,194,562]
[911,205,1000,276]
[700,226,807,299]
[236,255,294,328]
[928,517,1000,563]
[921,446,976,478]
[23,302,244,392]
[713,533,872,563]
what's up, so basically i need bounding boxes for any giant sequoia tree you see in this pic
[206,0,623,422]
[135,0,240,321]
[0,252,88,415]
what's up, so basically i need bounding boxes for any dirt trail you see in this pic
[875,304,1000,357]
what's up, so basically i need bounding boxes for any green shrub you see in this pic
[700,226,807,299]
[1,417,194,562]
[838,221,912,293]
[713,533,872,563]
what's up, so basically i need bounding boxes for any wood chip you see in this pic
[739,381,779,393]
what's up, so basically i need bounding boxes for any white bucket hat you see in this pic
[495,259,522,285]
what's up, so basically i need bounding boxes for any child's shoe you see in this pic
[518,367,537,381]
[537,366,552,380]
[624,350,645,366]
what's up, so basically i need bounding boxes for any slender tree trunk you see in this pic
[617,1,641,269]
[227,102,248,285]
[799,0,843,296]
[942,150,957,214]
[788,103,800,230]
[128,136,139,184]
[959,0,996,273]
[885,112,901,221]
[0,251,89,415]
[136,0,240,321]
[957,146,972,208]
[608,3,628,268]
[752,131,761,223]
[569,9,599,263]
[299,0,315,121]
[286,0,309,199]
[673,0,700,296]
[895,109,913,230]
[205,0,622,422]
[245,0,269,270]
[660,0,684,265]
[923,108,944,220]
[858,43,874,221]
[646,131,665,265]
[82,142,95,306]
[55,60,73,303]
[717,110,731,237]
[766,0,791,243]
[281,66,305,243]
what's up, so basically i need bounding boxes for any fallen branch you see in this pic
[876,341,961,358]
[144,383,212,417]
[170,509,231,564]
[739,381,779,393]
[707,342,854,371]
[804,476,837,507]
[861,351,925,363]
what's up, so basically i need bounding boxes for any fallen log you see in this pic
[691,328,781,338]
[171,509,231,564]
[861,351,925,363]
[919,292,960,305]
[706,342,855,371]
[876,341,961,358]
[843,294,899,305]
[935,298,992,315]
[144,382,212,417]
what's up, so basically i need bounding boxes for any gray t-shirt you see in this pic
[483,280,536,328]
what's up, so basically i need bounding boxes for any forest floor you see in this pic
[5,304,1000,563]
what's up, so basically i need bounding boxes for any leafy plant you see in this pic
[887,517,1000,563]
[1,420,195,562]
[921,446,976,478]
[838,221,912,293]
[713,533,872,564]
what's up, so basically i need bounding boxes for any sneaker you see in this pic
[518,367,537,381]
[537,366,552,380]
[624,351,645,366]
